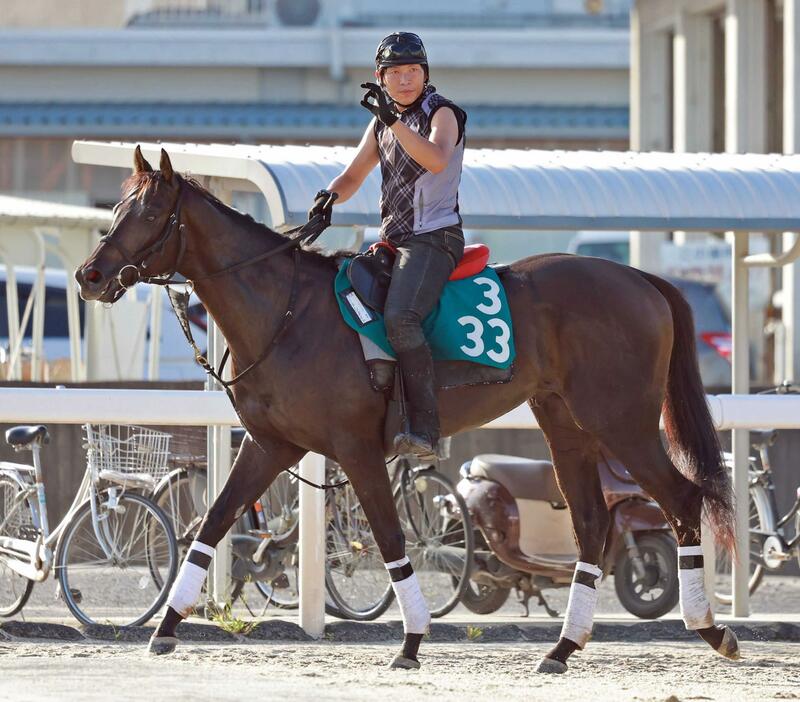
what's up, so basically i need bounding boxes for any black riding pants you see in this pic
[383,228,465,353]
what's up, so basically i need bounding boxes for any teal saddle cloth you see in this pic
[334,259,515,370]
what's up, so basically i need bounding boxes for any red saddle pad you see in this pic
[450,244,490,280]
[368,241,490,281]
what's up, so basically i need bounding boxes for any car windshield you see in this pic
[670,280,730,332]
[574,242,629,265]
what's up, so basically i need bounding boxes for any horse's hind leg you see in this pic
[599,430,740,660]
[149,434,306,654]
[530,394,610,674]
[335,441,430,670]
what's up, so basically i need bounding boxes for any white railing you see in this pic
[1,387,798,636]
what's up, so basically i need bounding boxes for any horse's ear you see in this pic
[160,149,175,183]
[133,145,153,173]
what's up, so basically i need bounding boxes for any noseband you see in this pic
[101,175,332,290]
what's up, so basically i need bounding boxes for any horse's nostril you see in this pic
[86,269,102,284]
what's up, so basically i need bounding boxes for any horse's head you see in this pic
[75,146,184,303]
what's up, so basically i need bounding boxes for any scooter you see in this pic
[456,454,679,619]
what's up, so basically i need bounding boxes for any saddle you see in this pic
[346,241,491,313]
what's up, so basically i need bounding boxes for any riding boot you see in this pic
[394,344,440,459]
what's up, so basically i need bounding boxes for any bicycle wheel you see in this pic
[231,470,300,609]
[154,467,301,609]
[254,469,300,542]
[396,468,474,617]
[325,473,394,621]
[56,490,178,626]
[152,469,205,558]
[715,482,770,605]
[0,476,34,617]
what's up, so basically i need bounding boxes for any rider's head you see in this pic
[375,32,429,108]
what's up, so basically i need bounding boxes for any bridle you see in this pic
[97,178,189,298]
[95,174,351,490]
[99,175,334,293]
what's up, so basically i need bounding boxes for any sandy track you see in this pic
[0,640,798,702]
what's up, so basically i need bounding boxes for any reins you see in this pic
[101,175,350,490]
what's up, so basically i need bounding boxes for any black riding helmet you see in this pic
[375,32,429,81]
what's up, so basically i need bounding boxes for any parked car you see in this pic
[664,276,731,387]
[0,266,207,380]
[567,230,630,265]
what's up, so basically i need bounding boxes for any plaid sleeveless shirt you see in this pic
[374,85,467,243]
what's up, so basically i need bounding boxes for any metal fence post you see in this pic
[299,452,326,638]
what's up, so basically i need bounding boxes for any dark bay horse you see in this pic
[75,148,739,672]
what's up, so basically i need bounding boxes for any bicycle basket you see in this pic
[83,424,172,482]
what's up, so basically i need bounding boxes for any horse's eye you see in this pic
[146,215,156,222]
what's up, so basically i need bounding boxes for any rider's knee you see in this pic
[384,308,424,352]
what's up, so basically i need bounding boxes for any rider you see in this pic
[309,31,467,458]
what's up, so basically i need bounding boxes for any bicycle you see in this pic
[152,430,301,611]
[0,423,178,625]
[325,448,474,621]
[714,381,800,605]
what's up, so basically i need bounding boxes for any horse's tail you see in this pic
[639,271,735,553]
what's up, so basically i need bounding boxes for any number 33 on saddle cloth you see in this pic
[335,243,516,378]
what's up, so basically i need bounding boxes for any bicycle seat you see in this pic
[5,425,49,449]
[467,454,565,507]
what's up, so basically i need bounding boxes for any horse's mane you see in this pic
[121,171,353,266]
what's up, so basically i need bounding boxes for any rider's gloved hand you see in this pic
[308,189,337,225]
[360,82,399,127]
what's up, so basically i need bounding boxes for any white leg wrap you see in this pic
[560,561,602,649]
[167,540,215,618]
[678,545,713,630]
[385,556,430,635]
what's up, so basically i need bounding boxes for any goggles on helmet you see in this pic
[375,32,428,70]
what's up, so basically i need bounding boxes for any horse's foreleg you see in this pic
[149,434,306,655]
[607,435,740,660]
[337,445,429,670]
[531,396,609,674]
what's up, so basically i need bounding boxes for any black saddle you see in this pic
[346,245,396,313]
[6,425,49,449]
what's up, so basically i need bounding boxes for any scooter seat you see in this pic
[468,454,565,507]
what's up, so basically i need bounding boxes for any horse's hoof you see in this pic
[148,635,179,656]
[716,627,741,661]
[536,657,568,674]
[389,654,421,670]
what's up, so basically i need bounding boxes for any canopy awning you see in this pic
[72,141,800,232]
[0,194,112,230]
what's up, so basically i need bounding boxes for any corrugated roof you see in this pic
[0,194,112,228]
[71,142,800,232]
[0,103,627,140]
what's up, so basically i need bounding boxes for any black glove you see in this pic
[308,189,337,225]
[360,82,399,127]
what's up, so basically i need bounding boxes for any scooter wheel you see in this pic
[613,533,679,619]
[460,581,511,615]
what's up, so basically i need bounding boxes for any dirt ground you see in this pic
[0,639,797,702]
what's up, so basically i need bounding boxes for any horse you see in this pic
[75,147,739,672]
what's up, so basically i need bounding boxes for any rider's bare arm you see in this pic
[388,106,458,174]
[326,123,380,204]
